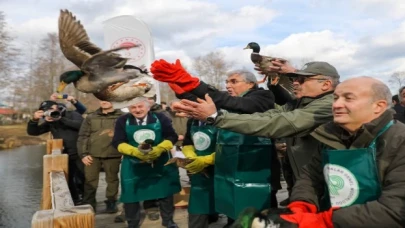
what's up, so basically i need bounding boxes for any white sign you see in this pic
[103,15,160,109]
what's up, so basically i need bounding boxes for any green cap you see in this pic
[287,61,340,78]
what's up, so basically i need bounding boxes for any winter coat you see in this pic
[77,109,124,158]
[291,109,405,228]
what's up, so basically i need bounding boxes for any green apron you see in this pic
[214,128,273,219]
[322,121,393,208]
[120,114,181,203]
[188,121,218,214]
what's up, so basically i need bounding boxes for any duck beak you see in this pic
[57,82,67,93]
[243,45,250,50]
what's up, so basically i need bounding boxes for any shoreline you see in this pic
[0,124,47,150]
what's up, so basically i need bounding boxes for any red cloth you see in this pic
[151,59,200,92]
[168,83,186,95]
[287,201,318,213]
[280,207,336,228]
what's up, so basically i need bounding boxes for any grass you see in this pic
[0,124,48,149]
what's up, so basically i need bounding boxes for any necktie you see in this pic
[138,118,144,125]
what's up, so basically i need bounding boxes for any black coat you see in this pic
[27,111,84,159]
[268,84,294,106]
[181,81,281,191]
[112,112,178,149]
[182,81,275,113]
[392,104,405,123]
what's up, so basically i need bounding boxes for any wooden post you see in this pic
[46,140,53,155]
[31,205,95,228]
[51,139,63,154]
[41,154,68,210]
[34,138,95,227]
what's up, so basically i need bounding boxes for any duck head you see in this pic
[243,42,260,53]
[57,70,84,92]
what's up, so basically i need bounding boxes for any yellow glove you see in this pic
[185,152,216,174]
[182,145,197,158]
[118,143,148,161]
[147,140,173,161]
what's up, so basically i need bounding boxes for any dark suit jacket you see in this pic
[112,112,178,149]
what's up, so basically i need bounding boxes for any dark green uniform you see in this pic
[77,109,124,209]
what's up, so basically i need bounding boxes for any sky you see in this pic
[2,0,405,93]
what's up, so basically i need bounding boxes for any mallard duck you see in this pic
[232,207,297,228]
[57,9,145,96]
[93,65,154,102]
[138,139,155,154]
[244,42,293,92]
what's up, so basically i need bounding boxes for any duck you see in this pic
[56,9,149,101]
[232,207,297,228]
[244,42,293,92]
[93,65,154,102]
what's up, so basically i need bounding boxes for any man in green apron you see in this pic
[153,65,276,227]
[181,118,218,228]
[112,97,181,228]
[152,60,339,214]
[248,77,405,227]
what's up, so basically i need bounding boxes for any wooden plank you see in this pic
[41,154,69,210]
[32,205,95,228]
[46,140,53,155]
[51,171,74,209]
[51,139,63,154]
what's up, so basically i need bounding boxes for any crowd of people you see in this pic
[26,59,405,228]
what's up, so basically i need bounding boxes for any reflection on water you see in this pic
[0,145,45,228]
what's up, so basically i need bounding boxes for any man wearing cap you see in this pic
[27,100,84,204]
[112,97,180,228]
[163,60,340,195]
[151,62,275,227]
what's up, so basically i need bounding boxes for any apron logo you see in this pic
[133,129,156,144]
[192,132,211,151]
[324,164,359,207]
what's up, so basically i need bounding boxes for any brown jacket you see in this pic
[291,109,405,227]
[77,109,123,158]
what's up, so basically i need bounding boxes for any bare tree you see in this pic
[389,71,405,92]
[159,82,176,104]
[193,51,233,90]
[0,11,20,86]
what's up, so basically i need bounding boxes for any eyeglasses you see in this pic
[225,79,246,85]
[289,75,329,84]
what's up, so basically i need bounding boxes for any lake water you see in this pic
[0,145,45,228]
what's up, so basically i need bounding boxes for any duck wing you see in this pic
[278,74,294,93]
[58,9,102,68]
[81,45,138,79]
[256,54,277,74]
[251,53,263,65]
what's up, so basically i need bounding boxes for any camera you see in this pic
[44,110,61,119]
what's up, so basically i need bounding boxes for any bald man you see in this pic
[262,77,405,228]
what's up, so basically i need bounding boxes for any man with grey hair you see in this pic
[151,59,275,227]
[167,60,340,211]
[112,97,180,228]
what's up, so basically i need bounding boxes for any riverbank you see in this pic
[0,124,47,150]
